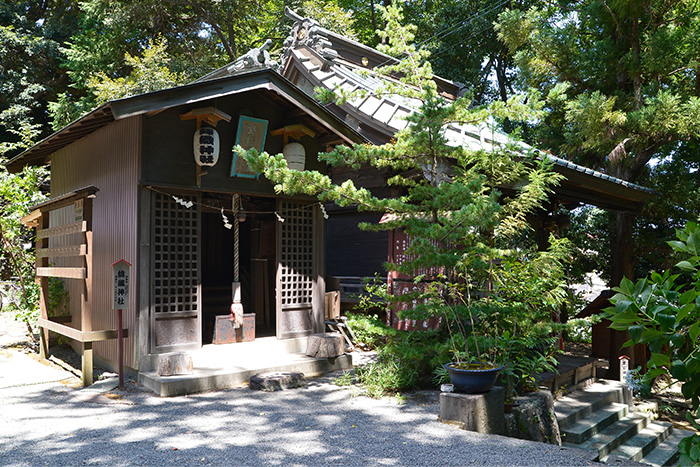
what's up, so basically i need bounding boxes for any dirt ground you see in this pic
[0,309,115,385]
[3,309,697,434]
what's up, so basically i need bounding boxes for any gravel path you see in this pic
[1,312,604,466]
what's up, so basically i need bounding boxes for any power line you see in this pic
[415,0,510,49]
[372,0,511,70]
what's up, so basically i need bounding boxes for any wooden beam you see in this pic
[38,211,50,360]
[36,221,87,240]
[271,123,316,138]
[20,209,41,228]
[37,317,128,342]
[179,106,232,126]
[36,267,86,279]
[30,186,99,213]
[36,245,87,259]
[50,315,72,324]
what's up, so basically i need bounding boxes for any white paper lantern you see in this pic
[283,142,305,171]
[193,127,220,167]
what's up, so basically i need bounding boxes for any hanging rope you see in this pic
[233,194,240,283]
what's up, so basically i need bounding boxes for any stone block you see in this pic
[439,386,505,434]
[504,390,561,445]
[157,352,193,376]
[305,332,345,358]
[249,371,306,391]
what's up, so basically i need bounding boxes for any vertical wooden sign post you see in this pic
[619,355,630,384]
[112,260,131,389]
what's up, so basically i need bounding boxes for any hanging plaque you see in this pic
[231,115,268,178]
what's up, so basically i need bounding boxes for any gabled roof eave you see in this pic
[6,69,367,172]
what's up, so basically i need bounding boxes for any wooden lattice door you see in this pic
[151,192,201,352]
[276,200,317,339]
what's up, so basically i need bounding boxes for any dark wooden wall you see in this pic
[325,211,388,278]
[140,90,328,194]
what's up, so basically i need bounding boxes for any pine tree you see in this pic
[241,3,572,379]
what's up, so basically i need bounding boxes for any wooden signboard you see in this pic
[231,115,268,178]
[112,259,131,310]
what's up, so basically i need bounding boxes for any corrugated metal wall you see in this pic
[50,117,140,368]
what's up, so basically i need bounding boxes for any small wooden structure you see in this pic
[22,186,127,386]
[8,69,365,384]
[270,9,656,368]
[576,290,648,379]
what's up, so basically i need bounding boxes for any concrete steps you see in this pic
[561,402,629,443]
[555,380,687,466]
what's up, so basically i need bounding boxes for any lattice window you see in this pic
[279,201,314,308]
[152,193,199,313]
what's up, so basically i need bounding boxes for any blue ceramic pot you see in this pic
[444,362,502,394]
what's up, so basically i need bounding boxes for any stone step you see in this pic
[556,379,632,429]
[640,429,692,467]
[606,421,673,462]
[565,411,652,460]
[139,352,353,397]
[560,402,629,444]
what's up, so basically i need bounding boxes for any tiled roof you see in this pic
[273,12,655,196]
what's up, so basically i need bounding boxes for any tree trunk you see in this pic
[608,210,635,380]
[611,211,634,286]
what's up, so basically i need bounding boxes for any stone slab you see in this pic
[139,352,353,397]
[249,371,306,391]
[439,386,505,435]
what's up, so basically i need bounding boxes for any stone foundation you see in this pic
[504,390,561,445]
[439,386,505,434]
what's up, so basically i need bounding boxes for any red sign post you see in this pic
[112,260,131,389]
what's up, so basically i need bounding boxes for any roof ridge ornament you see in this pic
[227,39,278,75]
[282,7,338,63]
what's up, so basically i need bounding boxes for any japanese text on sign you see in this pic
[112,260,131,310]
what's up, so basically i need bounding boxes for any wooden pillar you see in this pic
[38,212,50,359]
[82,342,93,386]
[137,187,151,368]
[312,204,325,334]
[80,196,94,386]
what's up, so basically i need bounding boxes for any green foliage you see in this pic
[496,0,700,286]
[607,221,700,463]
[87,37,188,102]
[0,165,48,337]
[50,36,190,129]
[355,328,453,397]
[240,3,570,397]
[339,314,453,397]
[0,1,77,159]
[48,277,69,317]
[301,0,357,40]
[345,312,396,350]
[333,370,355,387]
[402,0,535,105]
